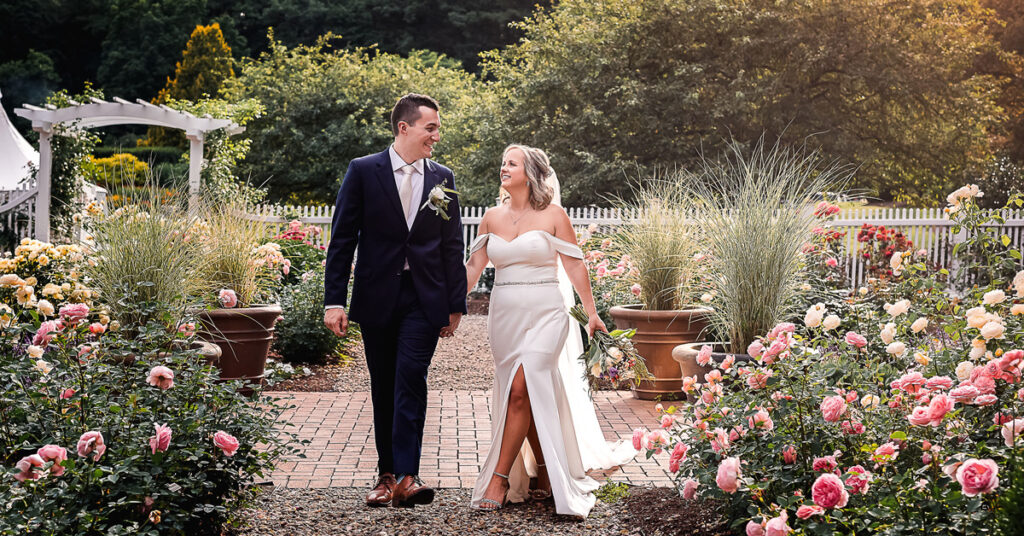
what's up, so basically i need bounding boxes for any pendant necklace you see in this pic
[509,208,528,226]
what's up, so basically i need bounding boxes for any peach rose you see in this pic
[955,458,999,496]
[796,504,825,519]
[764,512,791,536]
[668,442,689,473]
[218,288,238,308]
[147,366,174,390]
[926,394,954,426]
[213,430,240,457]
[77,431,106,461]
[696,344,713,366]
[716,457,742,494]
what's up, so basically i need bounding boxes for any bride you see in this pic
[466,144,636,517]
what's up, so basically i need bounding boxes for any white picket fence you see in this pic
[249,204,1024,288]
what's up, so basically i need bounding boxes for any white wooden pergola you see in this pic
[14,97,243,240]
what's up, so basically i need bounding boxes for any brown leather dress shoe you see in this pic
[392,475,435,508]
[366,473,397,507]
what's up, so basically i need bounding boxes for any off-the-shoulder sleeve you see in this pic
[547,233,583,259]
[469,233,490,255]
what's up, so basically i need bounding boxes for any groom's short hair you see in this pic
[390,93,440,136]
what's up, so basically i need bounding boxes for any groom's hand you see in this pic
[440,313,462,338]
[324,308,348,337]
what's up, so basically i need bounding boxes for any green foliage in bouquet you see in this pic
[570,304,650,389]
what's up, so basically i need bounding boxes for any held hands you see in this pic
[324,308,348,338]
[587,313,608,337]
[440,312,462,338]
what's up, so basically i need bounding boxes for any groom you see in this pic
[324,93,467,507]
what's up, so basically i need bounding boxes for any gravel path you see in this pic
[233,486,730,536]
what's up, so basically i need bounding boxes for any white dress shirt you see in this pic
[389,145,425,230]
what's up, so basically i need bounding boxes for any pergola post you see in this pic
[33,125,53,241]
[187,131,204,211]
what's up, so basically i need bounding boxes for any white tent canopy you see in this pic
[0,90,39,190]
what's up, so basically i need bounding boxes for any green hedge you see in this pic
[92,146,183,165]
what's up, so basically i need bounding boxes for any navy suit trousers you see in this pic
[359,271,440,476]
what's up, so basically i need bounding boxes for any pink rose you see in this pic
[764,340,787,360]
[872,442,899,464]
[825,257,838,268]
[974,394,999,406]
[820,396,847,422]
[682,478,698,499]
[764,512,791,536]
[77,431,106,461]
[213,430,240,457]
[147,366,174,390]
[218,288,238,308]
[14,454,45,482]
[783,445,797,465]
[907,406,932,426]
[716,457,742,494]
[696,344,713,366]
[949,384,980,403]
[845,465,871,494]
[926,394,954,425]
[631,428,647,450]
[36,444,67,477]
[812,455,838,473]
[1002,419,1024,447]
[747,340,765,359]
[58,303,90,324]
[746,520,765,536]
[178,322,196,337]
[668,442,689,473]
[844,331,867,348]
[645,429,670,453]
[767,322,796,339]
[956,458,1000,496]
[746,369,773,389]
[660,414,675,429]
[748,409,774,432]
[796,505,825,519]
[88,322,106,335]
[630,283,641,296]
[59,388,75,400]
[925,376,953,391]
[812,473,849,509]
[840,420,865,435]
[32,320,62,346]
[149,423,172,453]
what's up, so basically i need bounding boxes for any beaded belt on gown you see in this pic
[493,279,559,287]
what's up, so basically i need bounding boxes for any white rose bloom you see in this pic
[33,360,52,375]
[822,315,841,331]
[969,345,987,360]
[886,299,911,318]
[607,346,624,361]
[980,320,1005,340]
[1014,270,1024,297]
[800,283,812,291]
[26,345,44,358]
[983,289,1006,305]
[37,299,55,316]
[966,307,990,329]
[805,309,824,328]
[701,293,714,303]
[910,317,928,334]
[955,361,975,381]
[890,251,904,273]
[858,287,868,296]
[880,323,897,344]
[885,341,907,358]
[914,351,930,366]
[861,394,880,409]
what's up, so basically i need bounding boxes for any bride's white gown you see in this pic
[468,229,636,517]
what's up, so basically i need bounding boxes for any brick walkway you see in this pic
[267,390,674,489]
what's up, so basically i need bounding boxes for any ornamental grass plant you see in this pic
[82,180,205,331]
[683,138,852,353]
[199,202,283,307]
[612,177,702,311]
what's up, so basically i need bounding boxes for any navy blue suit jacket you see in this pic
[324,149,468,329]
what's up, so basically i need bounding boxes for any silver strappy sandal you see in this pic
[475,471,510,511]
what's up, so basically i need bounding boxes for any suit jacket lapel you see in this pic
[410,160,440,233]
[373,150,406,224]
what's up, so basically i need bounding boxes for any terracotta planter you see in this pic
[608,305,711,400]
[671,341,751,402]
[198,305,282,393]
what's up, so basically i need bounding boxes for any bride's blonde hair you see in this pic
[498,144,555,210]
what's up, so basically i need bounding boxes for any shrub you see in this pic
[271,220,326,288]
[578,227,640,328]
[272,270,343,365]
[0,301,298,535]
[80,153,149,188]
[638,185,1024,535]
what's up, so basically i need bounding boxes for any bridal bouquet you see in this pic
[570,304,652,389]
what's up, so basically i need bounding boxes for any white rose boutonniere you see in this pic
[421,179,459,221]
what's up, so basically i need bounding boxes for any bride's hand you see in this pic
[587,314,608,337]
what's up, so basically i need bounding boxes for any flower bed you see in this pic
[636,186,1024,535]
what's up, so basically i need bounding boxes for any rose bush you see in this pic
[637,186,1024,535]
[0,281,300,535]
